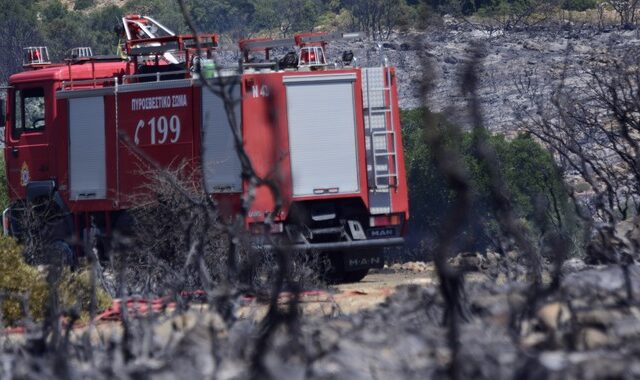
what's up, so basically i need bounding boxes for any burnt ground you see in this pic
[3,257,640,379]
[346,21,640,133]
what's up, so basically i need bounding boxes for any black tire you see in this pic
[342,268,369,283]
[322,252,371,284]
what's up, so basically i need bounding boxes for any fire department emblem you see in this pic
[20,162,30,187]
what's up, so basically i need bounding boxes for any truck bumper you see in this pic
[256,237,404,252]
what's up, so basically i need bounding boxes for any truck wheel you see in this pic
[323,252,371,284]
[342,268,369,283]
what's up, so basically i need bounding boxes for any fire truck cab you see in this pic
[1,16,409,281]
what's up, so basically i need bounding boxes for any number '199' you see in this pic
[134,115,181,145]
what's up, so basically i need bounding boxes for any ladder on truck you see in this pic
[362,65,398,214]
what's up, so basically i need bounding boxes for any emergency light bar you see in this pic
[68,47,93,59]
[23,47,51,66]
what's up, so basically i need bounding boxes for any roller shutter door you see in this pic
[284,74,359,197]
[68,97,107,200]
[201,81,242,193]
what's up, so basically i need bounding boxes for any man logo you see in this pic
[369,228,395,238]
[349,257,381,267]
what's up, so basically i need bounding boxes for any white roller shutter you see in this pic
[68,97,107,200]
[285,74,359,197]
[201,82,242,193]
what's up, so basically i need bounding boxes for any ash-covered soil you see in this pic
[355,22,640,132]
[4,257,640,379]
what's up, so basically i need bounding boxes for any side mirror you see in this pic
[0,99,5,126]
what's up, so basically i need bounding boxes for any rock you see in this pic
[523,40,544,52]
[562,258,587,273]
[507,292,527,310]
[573,44,592,54]
[578,327,610,350]
[308,326,341,358]
[485,251,501,266]
[613,316,640,340]
[264,348,306,380]
[506,251,519,261]
[521,332,547,349]
[576,308,625,328]
[444,56,458,64]
[614,216,640,253]
[382,42,397,50]
[389,261,432,273]
[537,302,571,331]
[448,252,486,271]
[564,266,633,294]
[164,318,218,378]
[471,294,509,319]
[539,352,567,371]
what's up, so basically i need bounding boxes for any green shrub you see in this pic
[0,236,48,324]
[401,108,573,252]
[59,268,112,321]
[0,236,111,326]
[562,0,597,11]
[401,108,455,244]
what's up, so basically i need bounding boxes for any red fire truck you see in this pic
[0,15,408,281]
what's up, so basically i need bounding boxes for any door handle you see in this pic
[11,147,18,157]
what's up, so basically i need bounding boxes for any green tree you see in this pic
[37,0,97,61]
[253,0,325,36]
[401,108,453,241]
[562,0,597,11]
[190,0,256,39]
[341,0,415,39]
[87,5,123,55]
[476,0,561,28]
[0,0,41,82]
[124,0,187,34]
[401,108,572,252]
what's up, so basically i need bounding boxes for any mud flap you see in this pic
[343,250,384,271]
